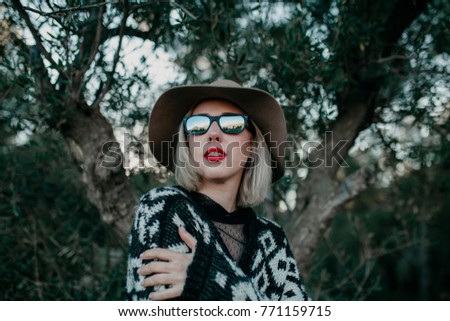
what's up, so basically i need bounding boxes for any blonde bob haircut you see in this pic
[174,119,272,207]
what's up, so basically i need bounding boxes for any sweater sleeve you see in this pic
[126,187,192,300]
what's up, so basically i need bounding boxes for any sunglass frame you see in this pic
[183,114,250,136]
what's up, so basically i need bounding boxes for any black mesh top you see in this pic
[188,191,253,263]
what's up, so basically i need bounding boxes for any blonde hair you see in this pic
[174,121,272,207]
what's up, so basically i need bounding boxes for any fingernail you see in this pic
[140,253,143,258]
[137,268,141,274]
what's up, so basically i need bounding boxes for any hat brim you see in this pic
[148,82,287,182]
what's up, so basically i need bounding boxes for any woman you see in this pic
[126,79,309,301]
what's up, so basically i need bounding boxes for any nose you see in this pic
[207,120,222,142]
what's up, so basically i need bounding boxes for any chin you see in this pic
[199,168,241,184]
[200,171,229,183]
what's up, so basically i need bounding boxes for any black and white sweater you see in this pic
[126,186,310,301]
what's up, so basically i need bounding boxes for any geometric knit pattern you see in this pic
[126,186,310,301]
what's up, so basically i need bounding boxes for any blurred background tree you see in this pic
[1,0,448,300]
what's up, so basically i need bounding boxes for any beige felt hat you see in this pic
[148,79,287,182]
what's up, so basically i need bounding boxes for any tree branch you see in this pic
[22,0,191,18]
[81,4,105,75]
[23,2,110,16]
[106,26,161,43]
[22,5,78,33]
[11,0,69,80]
[377,55,416,64]
[68,4,106,105]
[328,167,375,210]
[171,2,198,20]
[90,5,129,110]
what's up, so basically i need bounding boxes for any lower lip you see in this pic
[205,155,225,162]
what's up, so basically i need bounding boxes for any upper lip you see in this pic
[204,146,226,158]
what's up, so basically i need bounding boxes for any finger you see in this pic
[142,273,171,288]
[140,248,181,261]
[150,285,183,301]
[178,226,197,252]
[138,261,173,276]
[142,272,185,288]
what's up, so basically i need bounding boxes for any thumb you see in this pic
[178,226,197,252]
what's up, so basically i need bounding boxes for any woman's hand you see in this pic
[138,226,197,300]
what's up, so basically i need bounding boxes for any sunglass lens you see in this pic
[185,115,210,135]
[219,115,246,134]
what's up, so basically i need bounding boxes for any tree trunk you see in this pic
[287,0,429,275]
[60,105,137,243]
[288,96,376,274]
[11,0,137,243]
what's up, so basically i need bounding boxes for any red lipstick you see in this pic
[204,146,226,162]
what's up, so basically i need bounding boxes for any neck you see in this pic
[196,180,240,213]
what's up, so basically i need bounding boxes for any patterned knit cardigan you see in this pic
[126,186,310,301]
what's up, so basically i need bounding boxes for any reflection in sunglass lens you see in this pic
[219,115,245,134]
[185,115,210,135]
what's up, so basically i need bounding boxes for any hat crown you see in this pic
[208,79,242,88]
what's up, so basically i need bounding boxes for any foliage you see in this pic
[309,154,450,300]
[0,132,126,300]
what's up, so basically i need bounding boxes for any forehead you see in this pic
[192,99,244,115]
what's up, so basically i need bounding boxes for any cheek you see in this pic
[241,142,254,159]
[231,139,254,161]
[188,136,203,159]
[240,132,255,158]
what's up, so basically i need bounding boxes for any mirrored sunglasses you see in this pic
[183,114,250,136]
